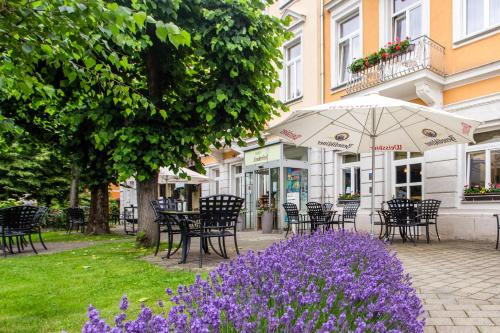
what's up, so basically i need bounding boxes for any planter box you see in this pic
[337,199,360,206]
[463,193,500,202]
[261,211,273,234]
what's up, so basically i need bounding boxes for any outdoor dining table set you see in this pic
[150,194,244,268]
[283,201,360,237]
[0,205,48,256]
[283,198,442,245]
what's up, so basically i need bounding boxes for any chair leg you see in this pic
[426,225,430,244]
[154,225,161,256]
[199,237,203,268]
[1,235,6,256]
[28,234,38,254]
[285,224,289,238]
[38,229,47,250]
[15,236,21,253]
[496,221,499,250]
[221,236,228,259]
[435,222,441,241]
[234,231,240,255]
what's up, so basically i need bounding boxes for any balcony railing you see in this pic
[346,36,445,94]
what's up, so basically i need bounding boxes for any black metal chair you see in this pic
[386,199,417,244]
[283,202,308,237]
[65,208,86,234]
[195,195,244,268]
[122,205,138,235]
[150,200,182,257]
[306,202,337,232]
[31,206,48,250]
[1,206,40,255]
[416,199,441,242]
[335,201,360,231]
[494,214,499,250]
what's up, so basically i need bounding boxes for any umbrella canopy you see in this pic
[269,94,479,153]
[159,167,209,185]
[268,94,481,236]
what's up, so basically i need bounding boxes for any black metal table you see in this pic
[160,211,200,264]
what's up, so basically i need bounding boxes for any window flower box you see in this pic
[463,185,500,201]
[337,194,360,205]
[349,37,414,74]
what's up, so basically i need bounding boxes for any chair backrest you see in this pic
[199,195,244,229]
[342,201,360,219]
[123,206,137,221]
[417,199,441,219]
[283,202,299,222]
[387,199,415,224]
[306,202,328,223]
[322,202,334,212]
[65,208,85,223]
[150,200,161,219]
[2,206,40,230]
[33,206,49,226]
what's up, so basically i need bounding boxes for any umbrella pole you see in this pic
[370,107,376,237]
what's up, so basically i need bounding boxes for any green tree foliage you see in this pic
[0,133,71,206]
[1,0,289,241]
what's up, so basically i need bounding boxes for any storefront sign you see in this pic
[286,192,300,207]
[244,145,281,166]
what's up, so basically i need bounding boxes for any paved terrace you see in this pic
[147,231,500,333]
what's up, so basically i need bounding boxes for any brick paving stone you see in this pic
[436,326,479,333]
[426,318,454,326]
[466,311,500,318]
[452,318,494,326]
[479,327,500,333]
[430,310,468,318]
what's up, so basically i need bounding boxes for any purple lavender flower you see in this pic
[79,231,425,333]
[119,295,128,311]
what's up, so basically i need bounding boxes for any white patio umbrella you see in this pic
[268,94,480,235]
[159,167,209,185]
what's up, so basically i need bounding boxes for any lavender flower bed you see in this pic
[82,231,424,332]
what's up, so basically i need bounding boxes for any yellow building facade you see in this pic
[321,0,500,240]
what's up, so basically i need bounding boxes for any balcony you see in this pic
[346,36,445,95]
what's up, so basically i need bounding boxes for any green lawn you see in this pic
[39,230,131,243]
[0,238,197,333]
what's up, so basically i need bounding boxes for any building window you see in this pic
[211,168,220,195]
[467,149,500,189]
[392,0,422,40]
[337,13,360,84]
[231,164,243,198]
[393,152,423,200]
[340,154,361,195]
[465,0,500,35]
[284,39,302,101]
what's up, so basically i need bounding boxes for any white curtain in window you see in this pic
[409,6,422,38]
[467,0,484,34]
[491,0,500,25]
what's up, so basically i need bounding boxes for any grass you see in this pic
[0,238,198,333]
[39,230,131,243]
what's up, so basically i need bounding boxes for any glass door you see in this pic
[256,168,270,230]
[270,168,280,229]
[244,172,255,229]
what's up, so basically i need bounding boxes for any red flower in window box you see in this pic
[396,45,401,51]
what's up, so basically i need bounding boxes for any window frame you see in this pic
[330,2,362,89]
[379,0,429,47]
[392,152,424,200]
[230,163,244,197]
[211,167,221,195]
[339,153,361,195]
[338,13,361,85]
[283,36,303,103]
[453,0,500,46]
[465,141,500,189]
[391,0,423,40]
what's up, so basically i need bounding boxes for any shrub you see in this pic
[81,232,424,332]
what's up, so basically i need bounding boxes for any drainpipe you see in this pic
[320,0,326,203]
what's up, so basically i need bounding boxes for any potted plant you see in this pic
[349,37,414,74]
[258,206,274,234]
[337,193,361,205]
[463,185,500,201]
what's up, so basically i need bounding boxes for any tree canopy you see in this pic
[1,0,290,240]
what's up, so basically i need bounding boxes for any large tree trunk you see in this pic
[86,184,110,234]
[136,173,158,247]
[69,162,79,208]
